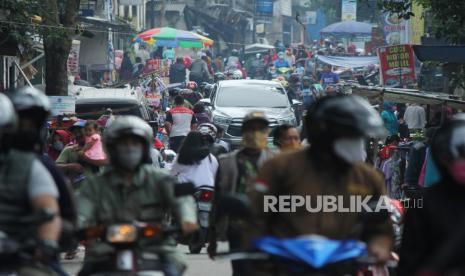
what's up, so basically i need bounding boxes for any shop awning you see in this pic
[316,55,379,68]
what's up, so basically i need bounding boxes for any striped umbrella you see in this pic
[136,27,213,48]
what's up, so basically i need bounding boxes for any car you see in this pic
[200,80,299,147]
[74,86,154,121]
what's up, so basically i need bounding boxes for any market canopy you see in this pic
[316,55,379,68]
[244,43,275,54]
[320,21,372,36]
[135,27,214,48]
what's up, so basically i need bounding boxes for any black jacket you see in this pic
[169,63,187,84]
[398,179,465,275]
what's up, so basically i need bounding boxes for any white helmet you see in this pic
[232,70,243,79]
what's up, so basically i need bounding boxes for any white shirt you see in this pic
[404,105,426,129]
[170,154,218,188]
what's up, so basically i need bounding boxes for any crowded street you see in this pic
[1,0,465,275]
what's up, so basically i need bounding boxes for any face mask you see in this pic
[53,141,64,151]
[448,160,465,185]
[116,145,144,170]
[333,138,367,164]
[243,130,269,150]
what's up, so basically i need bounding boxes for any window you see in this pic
[132,5,137,18]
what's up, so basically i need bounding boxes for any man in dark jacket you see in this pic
[398,116,465,276]
[169,57,187,84]
[189,55,212,84]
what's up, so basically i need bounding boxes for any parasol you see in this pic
[135,27,214,48]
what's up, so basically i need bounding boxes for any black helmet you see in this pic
[0,93,17,137]
[198,123,218,143]
[305,95,385,143]
[214,72,225,82]
[430,114,465,174]
[104,116,153,164]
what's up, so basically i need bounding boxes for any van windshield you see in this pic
[76,103,142,119]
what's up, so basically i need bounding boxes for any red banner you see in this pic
[377,44,416,88]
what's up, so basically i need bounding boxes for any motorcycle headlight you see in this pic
[213,115,231,125]
[107,224,137,243]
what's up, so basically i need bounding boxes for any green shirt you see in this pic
[55,145,94,177]
[78,165,196,262]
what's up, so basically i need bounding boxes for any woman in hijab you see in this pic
[48,129,72,161]
[119,52,133,81]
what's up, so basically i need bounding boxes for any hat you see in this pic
[68,120,86,131]
[242,111,269,129]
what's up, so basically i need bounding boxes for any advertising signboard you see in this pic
[378,44,416,88]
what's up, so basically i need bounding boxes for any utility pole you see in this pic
[253,0,256,43]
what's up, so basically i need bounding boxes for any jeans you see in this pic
[169,136,186,153]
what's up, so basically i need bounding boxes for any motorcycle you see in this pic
[79,223,180,275]
[269,67,293,80]
[0,211,56,275]
[187,185,214,254]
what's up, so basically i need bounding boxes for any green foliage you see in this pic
[0,0,41,50]
[375,0,465,44]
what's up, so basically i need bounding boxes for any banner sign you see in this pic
[341,0,357,21]
[48,96,76,116]
[67,40,80,76]
[378,44,416,88]
[256,0,273,15]
[381,12,409,45]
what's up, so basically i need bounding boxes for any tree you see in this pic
[41,0,80,96]
[375,0,465,44]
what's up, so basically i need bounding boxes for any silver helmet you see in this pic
[8,86,50,114]
[198,123,217,143]
[0,93,17,136]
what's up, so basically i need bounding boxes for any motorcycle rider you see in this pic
[0,93,61,275]
[250,53,267,80]
[398,114,465,275]
[214,72,225,83]
[208,111,277,275]
[273,52,291,69]
[189,54,212,85]
[248,95,393,274]
[225,49,241,71]
[77,116,198,276]
[198,123,228,157]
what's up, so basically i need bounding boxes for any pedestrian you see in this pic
[404,103,426,131]
[170,131,219,188]
[319,64,340,87]
[272,124,301,152]
[189,54,212,84]
[132,57,144,78]
[78,121,107,173]
[208,111,277,275]
[48,129,72,161]
[164,95,197,153]
[381,102,399,136]
[119,52,133,81]
[169,57,187,84]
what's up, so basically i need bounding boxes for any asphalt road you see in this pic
[62,243,232,276]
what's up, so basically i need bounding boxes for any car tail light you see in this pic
[107,224,137,243]
[142,225,161,238]
[199,190,213,202]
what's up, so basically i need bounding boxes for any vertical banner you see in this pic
[378,44,416,88]
[341,0,357,21]
[67,40,81,76]
[381,12,410,45]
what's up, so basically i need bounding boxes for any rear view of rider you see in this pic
[225,49,241,71]
[0,93,61,275]
[78,116,198,276]
[198,123,227,157]
[248,95,393,274]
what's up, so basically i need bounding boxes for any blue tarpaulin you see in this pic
[316,55,379,68]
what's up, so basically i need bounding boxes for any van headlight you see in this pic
[278,116,296,126]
